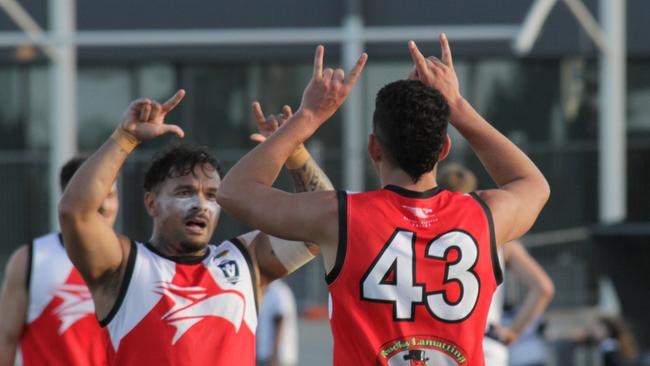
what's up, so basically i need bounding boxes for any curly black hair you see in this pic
[143,142,223,192]
[60,156,88,192]
[373,80,450,183]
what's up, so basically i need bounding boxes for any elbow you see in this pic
[539,277,555,304]
[539,177,551,206]
[57,194,86,228]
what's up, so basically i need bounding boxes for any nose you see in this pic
[190,193,209,212]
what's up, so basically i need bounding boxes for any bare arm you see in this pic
[58,90,185,318]
[244,104,335,286]
[499,240,554,344]
[0,246,28,366]
[409,35,550,245]
[218,46,367,250]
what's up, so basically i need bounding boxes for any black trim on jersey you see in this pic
[325,190,348,285]
[144,242,209,265]
[99,239,137,328]
[384,185,442,199]
[469,192,503,286]
[229,236,259,314]
[25,241,34,290]
[57,232,64,247]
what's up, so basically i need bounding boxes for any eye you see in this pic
[206,192,218,201]
[176,190,191,197]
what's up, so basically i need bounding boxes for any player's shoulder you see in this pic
[2,243,29,286]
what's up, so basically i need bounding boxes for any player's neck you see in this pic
[379,168,438,192]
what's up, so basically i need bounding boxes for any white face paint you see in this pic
[159,194,220,218]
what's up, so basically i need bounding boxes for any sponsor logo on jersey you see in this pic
[218,260,240,285]
[400,205,438,228]
[155,282,245,345]
[377,335,467,365]
[52,284,95,334]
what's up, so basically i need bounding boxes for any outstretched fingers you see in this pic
[313,45,324,80]
[252,101,267,128]
[440,33,454,68]
[162,89,186,113]
[344,53,368,88]
[408,41,430,80]
[161,124,185,138]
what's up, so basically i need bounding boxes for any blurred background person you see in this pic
[439,163,555,366]
[257,279,298,366]
[0,156,116,366]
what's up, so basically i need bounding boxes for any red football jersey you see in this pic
[327,186,502,366]
[21,232,108,366]
[102,239,258,365]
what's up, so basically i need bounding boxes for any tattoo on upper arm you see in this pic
[289,157,334,193]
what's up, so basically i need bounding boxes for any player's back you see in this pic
[327,185,502,366]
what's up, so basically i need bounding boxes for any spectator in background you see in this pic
[591,316,638,366]
[439,163,555,366]
[257,279,298,366]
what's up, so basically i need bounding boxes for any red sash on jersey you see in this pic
[327,186,502,366]
[21,233,108,366]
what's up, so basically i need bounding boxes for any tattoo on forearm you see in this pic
[289,158,334,193]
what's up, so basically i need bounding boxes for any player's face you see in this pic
[151,164,221,252]
[99,183,119,228]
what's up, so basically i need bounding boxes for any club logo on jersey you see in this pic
[52,284,95,334]
[155,282,245,345]
[376,335,467,365]
[400,205,438,228]
[218,260,240,284]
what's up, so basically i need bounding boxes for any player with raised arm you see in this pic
[58,90,332,365]
[0,157,116,366]
[217,34,549,365]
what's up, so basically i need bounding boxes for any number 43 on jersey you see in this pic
[360,229,480,322]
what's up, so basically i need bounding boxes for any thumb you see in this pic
[250,133,266,143]
[162,124,185,138]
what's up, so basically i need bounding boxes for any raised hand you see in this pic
[407,34,462,112]
[250,102,293,143]
[120,89,186,141]
[297,46,368,126]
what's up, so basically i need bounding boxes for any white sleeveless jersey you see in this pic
[22,232,107,366]
[102,238,258,365]
[484,249,507,366]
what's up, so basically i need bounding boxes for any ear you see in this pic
[144,191,158,217]
[437,134,452,162]
[368,133,382,162]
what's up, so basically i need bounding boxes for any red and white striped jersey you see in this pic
[327,186,502,366]
[101,239,258,365]
[21,232,108,366]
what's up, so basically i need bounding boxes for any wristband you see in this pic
[111,128,140,153]
[285,144,311,170]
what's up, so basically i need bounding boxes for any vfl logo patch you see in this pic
[52,284,95,334]
[155,282,246,345]
[218,260,240,285]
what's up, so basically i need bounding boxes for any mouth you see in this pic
[184,217,208,234]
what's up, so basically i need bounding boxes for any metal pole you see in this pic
[49,0,77,230]
[342,0,364,192]
[599,0,626,223]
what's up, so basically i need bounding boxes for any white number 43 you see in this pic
[360,229,480,322]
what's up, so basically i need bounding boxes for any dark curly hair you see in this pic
[144,142,223,192]
[60,156,88,192]
[373,80,449,183]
